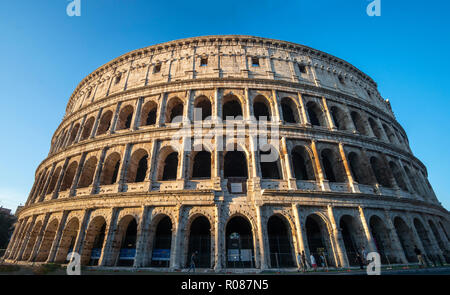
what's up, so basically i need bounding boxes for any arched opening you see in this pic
[428,220,448,264]
[116,105,134,130]
[321,149,346,183]
[368,117,383,140]
[96,111,113,136]
[404,166,419,193]
[413,218,433,258]
[186,215,211,268]
[350,111,368,135]
[253,95,271,121]
[330,106,350,131]
[370,215,397,264]
[339,215,361,266]
[370,157,392,188]
[100,153,121,185]
[60,162,78,192]
[127,149,148,183]
[116,217,137,266]
[306,101,325,127]
[305,214,335,267]
[383,124,397,144]
[80,117,95,141]
[224,151,248,178]
[194,96,212,121]
[291,146,315,181]
[192,151,211,178]
[226,216,255,268]
[68,124,80,145]
[222,94,243,120]
[46,167,62,196]
[77,157,97,188]
[281,97,300,124]
[348,152,371,185]
[140,101,157,126]
[267,215,295,268]
[259,146,281,179]
[165,97,184,123]
[393,217,417,263]
[54,218,79,263]
[389,162,408,191]
[21,221,43,261]
[35,219,60,262]
[151,216,172,267]
[80,216,106,266]
[438,221,449,241]
[161,152,178,181]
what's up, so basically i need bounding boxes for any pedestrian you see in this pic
[296,252,304,272]
[301,251,309,271]
[361,247,368,265]
[414,246,425,268]
[319,253,327,271]
[310,253,317,271]
[187,251,197,273]
[356,252,364,269]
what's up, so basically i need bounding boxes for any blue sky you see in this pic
[0,0,449,211]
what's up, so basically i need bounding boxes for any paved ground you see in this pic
[1,262,449,275]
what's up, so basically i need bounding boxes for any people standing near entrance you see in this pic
[319,253,327,271]
[310,253,317,271]
[414,246,425,268]
[187,251,198,273]
[301,251,309,271]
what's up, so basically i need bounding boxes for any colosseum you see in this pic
[4,35,449,271]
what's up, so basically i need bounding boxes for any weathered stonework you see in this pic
[4,35,450,270]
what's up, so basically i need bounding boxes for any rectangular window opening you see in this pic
[252,57,260,67]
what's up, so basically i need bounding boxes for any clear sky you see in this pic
[0,0,449,212]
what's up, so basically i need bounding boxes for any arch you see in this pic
[35,219,60,262]
[347,152,371,185]
[194,95,212,121]
[21,221,43,261]
[160,151,178,181]
[68,123,80,145]
[382,124,397,144]
[393,217,417,263]
[413,218,433,257]
[370,157,392,188]
[306,101,326,127]
[222,94,243,120]
[389,161,408,191]
[253,95,271,121]
[186,215,211,268]
[320,149,346,182]
[305,214,335,267]
[127,149,148,183]
[350,111,368,135]
[96,110,113,136]
[80,117,95,141]
[46,166,62,195]
[54,218,80,263]
[115,216,137,266]
[267,215,295,268]
[150,215,172,267]
[80,216,107,266]
[404,166,419,194]
[116,105,134,130]
[330,106,350,131]
[259,145,281,179]
[339,215,363,266]
[368,117,383,140]
[100,152,121,185]
[60,161,78,191]
[192,150,212,178]
[165,97,184,123]
[281,97,300,124]
[140,101,158,126]
[291,145,316,181]
[428,220,446,262]
[369,215,397,264]
[77,157,98,188]
[224,151,248,179]
[225,215,255,268]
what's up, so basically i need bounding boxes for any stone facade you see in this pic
[4,35,450,270]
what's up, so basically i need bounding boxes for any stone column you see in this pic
[4,219,24,259]
[15,216,37,261]
[255,205,269,269]
[133,206,151,267]
[117,143,132,191]
[297,92,310,125]
[214,203,225,271]
[131,97,144,131]
[69,153,87,197]
[52,158,70,199]
[90,148,108,194]
[156,93,167,127]
[383,210,408,264]
[90,108,103,139]
[338,143,360,193]
[281,137,297,190]
[311,140,330,191]
[46,211,69,263]
[292,204,307,256]
[327,205,348,268]
[271,89,282,123]
[321,97,337,130]
[99,208,119,266]
[421,218,446,263]
[170,205,184,269]
[71,210,91,258]
[29,214,51,262]
[39,164,57,202]
[74,116,86,144]
[358,206,377,253]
